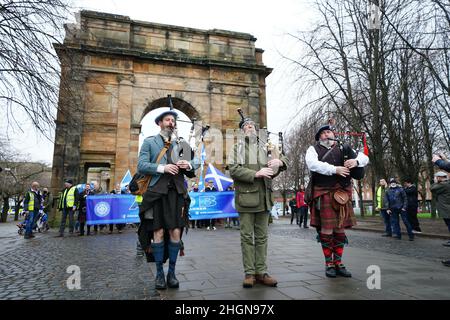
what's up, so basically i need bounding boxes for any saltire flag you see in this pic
[120,169,132,191]
[204,163,234,191]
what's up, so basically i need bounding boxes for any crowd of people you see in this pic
[19,179,135,239]
[17,105,450,291]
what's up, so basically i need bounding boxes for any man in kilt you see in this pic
[137,109,199,290]
[305,125,369,278]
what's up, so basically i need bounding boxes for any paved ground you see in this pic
[0,215,449,300]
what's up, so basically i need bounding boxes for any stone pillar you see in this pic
[113,74,135,185]
[49,54,86,225]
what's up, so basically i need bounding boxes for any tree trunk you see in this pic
[358,180,365,217]
[1,197,9,223]
[14,195,21,221]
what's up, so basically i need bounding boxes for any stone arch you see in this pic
[140,96,202,124]
[50,10,271,222]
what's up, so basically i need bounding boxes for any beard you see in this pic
[160,126,174,141]
[319,139,334,149]
[244,128,257,137]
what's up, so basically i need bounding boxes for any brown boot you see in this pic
[242,274,255,288]
[255,273,278,287]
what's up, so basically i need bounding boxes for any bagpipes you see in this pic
[327,119,366,180]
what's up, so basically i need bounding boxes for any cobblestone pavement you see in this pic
[0,221,157,300]
[0,217,449,300]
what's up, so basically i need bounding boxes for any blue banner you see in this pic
[86,195,140,225]
[188,191,238,220]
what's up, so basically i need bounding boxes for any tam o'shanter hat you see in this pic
[315,125,332,141]
[65,179,73,184]
[154,94,178,125]
[315,118,337,141]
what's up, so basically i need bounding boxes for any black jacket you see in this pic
[404,185,418,209]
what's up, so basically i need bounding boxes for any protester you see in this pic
[376,179,392,237]
[89,181,106,234]
[204,180,217,230]
[296,185,309,228]
[56,179,79,237]
[137,107,199,290]
[110,183,126,234]
[289,196,297,225]
[403,178,422,233]
[42,188,53,220]
[384,178,414,241]
[78,184,92,236]
[189,183,202,229]
[430,167,450,267]
[23,181,42,239]
[305,123,369,278]
[229,113,287,288]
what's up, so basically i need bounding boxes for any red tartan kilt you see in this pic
[309,189,357,229]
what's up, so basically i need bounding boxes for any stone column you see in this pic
[113,74,135,185]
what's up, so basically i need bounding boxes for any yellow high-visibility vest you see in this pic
[27,191,35,211]
[135,195,143,205]
[60,186,77,208]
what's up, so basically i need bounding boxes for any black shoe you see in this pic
[393,236,401,240]
[303,226,309,228]
[381,233,392,237]
[55,234,63,238]
[335,264,352,277]
[155,273,167,290]
[408,236,414,241]
[442,260,450,267]
[166,272,179,289]
[442,241,450,247]
[325,265,337,278]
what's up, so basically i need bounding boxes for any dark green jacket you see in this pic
[431,181,450,219]
[229,136,287,213]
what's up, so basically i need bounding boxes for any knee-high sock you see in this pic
[319,233,334,266]
[333,232,347,266]
[168,240,181,275]
[151,241,165,277]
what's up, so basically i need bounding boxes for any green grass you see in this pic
[417,213,432,219]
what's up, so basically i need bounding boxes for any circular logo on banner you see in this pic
[94,201,110,217]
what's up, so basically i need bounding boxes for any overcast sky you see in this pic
[7,0,314,164]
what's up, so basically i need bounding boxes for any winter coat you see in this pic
[430,181,450,219]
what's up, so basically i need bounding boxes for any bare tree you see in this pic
[0,137,49,222]
[282,0,449,217]
[0,0,72,137]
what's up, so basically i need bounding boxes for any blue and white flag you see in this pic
[188,191,238,220]
[120,169,132,191]
[198,143,206,192]
[86,194,140,225]
[204,163,233,191]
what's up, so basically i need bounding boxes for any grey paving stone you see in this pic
[234,288,292,300]
[276,286,323,299]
